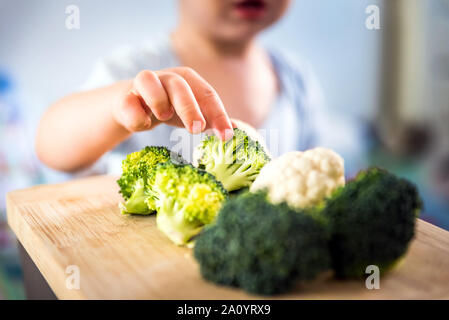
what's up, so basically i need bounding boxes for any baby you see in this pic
[36,0,326,174]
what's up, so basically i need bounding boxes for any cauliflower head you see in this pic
[250,148,345,209]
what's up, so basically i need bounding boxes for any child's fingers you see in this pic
[116,92,152,132]
[168,67,233,140]
[158,71,206,134]
[133,70,173,121]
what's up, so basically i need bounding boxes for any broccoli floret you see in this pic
[150,163,228,246]
[117,146,184,215]
[322,167,422,278]
[195,128,270,192]
[118,178,149,214]
[194,192,330,295]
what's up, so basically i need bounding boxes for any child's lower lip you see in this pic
[233,2,267,19]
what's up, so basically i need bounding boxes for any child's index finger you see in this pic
[166,67,233,140]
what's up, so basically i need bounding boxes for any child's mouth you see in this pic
[233,0,267,19]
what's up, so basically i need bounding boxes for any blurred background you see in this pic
[0,0,448,299]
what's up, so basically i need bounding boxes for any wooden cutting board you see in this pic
[6,175,449,299]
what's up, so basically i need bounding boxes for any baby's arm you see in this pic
[36,67,233,172]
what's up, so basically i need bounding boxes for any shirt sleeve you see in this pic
[80,59,120,91]
[66,48,141,178]
[80,45,141,91]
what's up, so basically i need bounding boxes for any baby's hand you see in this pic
[113,67,233,140]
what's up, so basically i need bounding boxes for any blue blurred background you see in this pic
[0,0,448,299]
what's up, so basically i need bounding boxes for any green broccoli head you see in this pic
[150,163,228,246]
[117,146,184,215]
[194,192,330,295]
[322,167,422,278]
[195,128,271,192]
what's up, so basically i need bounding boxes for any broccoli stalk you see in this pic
[151,163,228,246]
[156,195,205,246]
[202,147,263,192]
[195,128,270,192]
[118,178,149,214]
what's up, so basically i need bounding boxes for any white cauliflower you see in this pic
[250,148,345,209]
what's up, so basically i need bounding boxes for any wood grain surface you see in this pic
[6,175,449,299]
